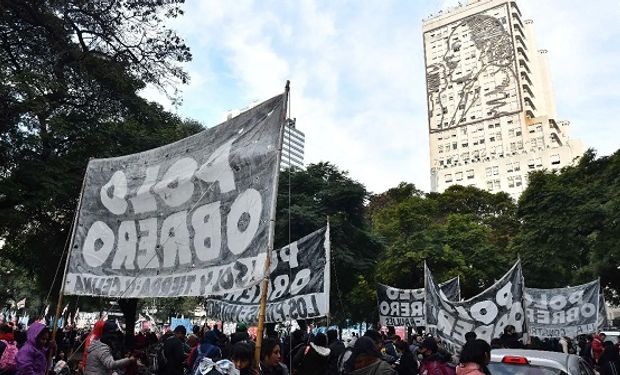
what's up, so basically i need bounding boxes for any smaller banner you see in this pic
[205,226,330,323]
[170,318,193,333]
[525,280,599,338]
[425,261,524,355]
[16,298,26,310]
[377,277,460,327]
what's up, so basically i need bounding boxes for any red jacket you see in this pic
[80,320,106,369]
[592,336,604,361]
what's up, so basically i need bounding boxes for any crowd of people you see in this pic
[0,319,619,375]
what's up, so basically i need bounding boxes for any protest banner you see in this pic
[425,261,524,354]
[377,277,460,327]
[205,226,329,323]
[63,93,286,298]
[525,280,600,338]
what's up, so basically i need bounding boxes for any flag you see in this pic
[62,304,69,315]
[16,298,26,310]
[44,305,49,317]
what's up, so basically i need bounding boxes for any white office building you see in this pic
[423,0,584,199]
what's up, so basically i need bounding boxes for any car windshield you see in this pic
[604,335,619,344]
[489,362,566,375]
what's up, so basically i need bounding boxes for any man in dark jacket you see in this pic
[327,329,345,375]
[161,325,186,375]
[499,325,524,349]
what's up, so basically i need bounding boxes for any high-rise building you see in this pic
[226,105,305,171]
[423,0,584,199]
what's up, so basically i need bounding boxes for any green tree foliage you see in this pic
[0,0,199,302]
[513,149,620,303]
[370,184,519,299]
[275,163,383,323]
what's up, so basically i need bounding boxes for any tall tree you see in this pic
[0,0,197,306]
[370,184,518,299]
[275,163,383,323]
[513,149,620,303]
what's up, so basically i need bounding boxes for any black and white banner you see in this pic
[205,226,330,323]
[377,277,460,327]
[598,294,608,330]
[524,280,600,338]
[425,261,524,354]
[64,93,286,298]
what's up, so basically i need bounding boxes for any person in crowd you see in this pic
[231,342,256,375]
[80,320,106,371]
[363,330,396,365]
[598,341,620,375]
[190,329,223,370]
[52,351,70,375]
[231,323,251,345]
[464,332,476,343]
[260,337,285,375]
[409,334,423,358]
[499,325,523,349]
[384,335,399,360]
[343,336,395,375]
[327,329,346,375]
[559,336,575,354]
[592,333,606,364]
[418,338,456,375]
[292,332,331,375]
[160,325,187,375]
[13,325,26,350]
[456,339,491,375]
[0,323,18,374]
[394,340,417,375]
[282,329,305,368]
[83,320,135,375]
[15,322,55,375]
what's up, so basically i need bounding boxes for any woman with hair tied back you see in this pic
[456,339,491,375]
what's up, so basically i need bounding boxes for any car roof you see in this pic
[490,349,574,373]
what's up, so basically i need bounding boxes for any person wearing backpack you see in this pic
[418,338,455,375]
[343,336,395,375]
[83,320,136,375]
[0,323,18,374]
[189,330,223,372]
[159,325,187,375]
[292,333,331,375]
[599,341,620,375]
[15,322,55,375]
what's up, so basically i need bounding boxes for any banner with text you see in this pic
[425,261,524,354]
[64,93,286,297]
[524,280,600,338]
[377,277,460,327]
[598,294,608,330]
[205,226,330,323]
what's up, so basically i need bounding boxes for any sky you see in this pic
[141,0,620,195]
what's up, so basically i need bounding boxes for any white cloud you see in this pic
[152,0,620,194]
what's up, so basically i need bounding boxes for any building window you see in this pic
[445,174,453,183]
[485,167,493,177]
[536,157,543,167]
[528,159,535,169]
[494,179,501,190]
[467,169,474,179]
[456,172,463,181]
[515,176,523,187]
[492,166,499,175]
[551,154,560,165]
[487,181,494,191]
[508,176,515,188]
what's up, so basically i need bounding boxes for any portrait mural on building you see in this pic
[426,5,521,132]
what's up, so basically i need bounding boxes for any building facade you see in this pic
[423,0,584,199]
[226,105,305,171]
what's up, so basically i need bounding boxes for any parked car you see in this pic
[601,331,620,344]
[489,349,594,375]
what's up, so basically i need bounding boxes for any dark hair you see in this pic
[460,339,491,366]
[345,336,382,372]
[327,329,338,344]
[465,332,477,342]
[192,325,201,335]
[313,333,328,347]
[504,325,515,334]
[363,330,382,345]
[232,342,255,366]
[420,337,438,353]
[173,325,187,335]
[261,337,279,361]
[601,341,620,362]
[395,340,410,353]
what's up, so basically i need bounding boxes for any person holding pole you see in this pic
[83,321,135,375]
[15,322,55,375]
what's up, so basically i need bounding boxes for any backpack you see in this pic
[337,347,353,375]
[192,344,222,375]
[0,339,18,372]
[150,340,167,373]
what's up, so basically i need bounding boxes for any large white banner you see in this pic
[205,227,330,323]
[64,93,286,298]
[525,280,600,338]
[425,261,525,354]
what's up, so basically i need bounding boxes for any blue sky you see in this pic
[141,0,620,194]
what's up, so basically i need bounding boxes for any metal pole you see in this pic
[255,81,290,367]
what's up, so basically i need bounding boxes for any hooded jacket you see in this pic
[81,320,106,369]
[346,360,396,375]
[15,322,49,375]
[293,342,332,375]
[83,339,132,375]
[456,363,486,375]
